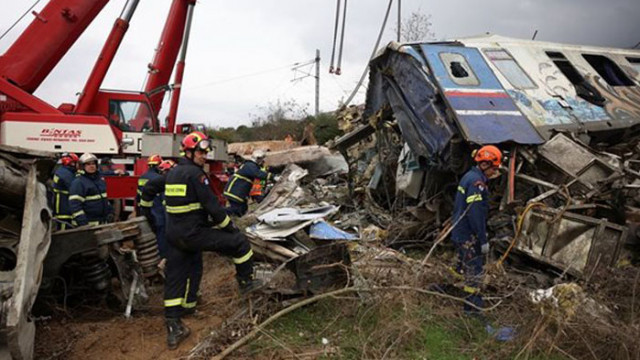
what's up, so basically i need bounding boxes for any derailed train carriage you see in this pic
[346,34,640,275]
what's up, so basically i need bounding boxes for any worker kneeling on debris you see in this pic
[69,153,113,227]
[223,149,274,216]
[162,131,261,349]
[451,145,502,313]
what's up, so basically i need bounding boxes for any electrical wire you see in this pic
[189,62,301,89]
[329,0,341,73]
[343,0,394,106]
[0,0,42,42]
[335,0,348,75]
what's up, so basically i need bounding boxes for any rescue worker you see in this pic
[451,145,502,313]
[163,131,260,349]
[69,153,113,227]
[52,152,79,230]
[99,157,124,176]
[223,150,273,216]
[249,170,268,203]
[136,154,163,208]
[139,159,174,257]
[141,159,203,317]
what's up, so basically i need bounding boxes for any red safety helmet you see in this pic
[147,154,163,166]
[474,145,502,167]
[158,159,176,172]
[181,131,212,152]
[60,152,79,167]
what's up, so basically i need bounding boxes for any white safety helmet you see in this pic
[251,150,266,162]
[79,153,98,165]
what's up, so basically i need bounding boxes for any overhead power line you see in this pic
[0,0,42,42]
[189,62,303,89]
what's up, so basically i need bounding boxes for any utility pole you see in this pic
[397,0,401,42]
[315,49,320,117]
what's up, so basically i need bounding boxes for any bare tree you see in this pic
[396,9,435,42]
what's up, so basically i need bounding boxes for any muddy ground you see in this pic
[34,253,242,360]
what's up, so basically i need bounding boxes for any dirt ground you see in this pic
[34,253,244,360]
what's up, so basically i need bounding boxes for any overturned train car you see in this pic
[359,34,640,275]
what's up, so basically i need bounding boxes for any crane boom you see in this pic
[143,0,196,118]
[0,0,110,94]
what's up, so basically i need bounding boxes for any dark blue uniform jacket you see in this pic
[223,160,271,203]
[69,171,112,226]
[451,166,489,246]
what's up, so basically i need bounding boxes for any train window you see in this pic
[484,50,536,89]
[583,54,634,86]
[439,52,479,86]
[546,51,606,106]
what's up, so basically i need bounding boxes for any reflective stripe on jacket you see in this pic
[223,161,270,203]
[69,172,112,226]
[164,157,230,238]
[451,166,489,246]
[52,165,76,220]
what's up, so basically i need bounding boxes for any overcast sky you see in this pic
[1,0,639,129]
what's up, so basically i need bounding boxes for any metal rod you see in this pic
[397,0,401,42]
[315,49,320,116]
[120,0,141,22]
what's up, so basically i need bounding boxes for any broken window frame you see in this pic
[582,53,634,87]
[545,51,606,107]
[438,52,480,86]
[483,49,537,90]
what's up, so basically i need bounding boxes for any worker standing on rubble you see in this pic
[451,145,502,313]
[162,131,261,350]
[141,159,204,316]
[52,152,79,230]
[69,153,113,227]
[223,150,274,216]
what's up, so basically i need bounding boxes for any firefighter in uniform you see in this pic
[162,131,261,349]
[451,145,502,313]
[52,152,79,230]
[141,159,204,313]
[136,154,163,213]
[69,153,113,227]
[223,150,273,216]
[140,159,175,257]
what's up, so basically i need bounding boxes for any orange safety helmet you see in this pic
[147,154,163,166]
[158,159,176,172]
[60,152,79,167]
[181,131,212,152]
[474,145,502,167]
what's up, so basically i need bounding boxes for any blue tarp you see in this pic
[309,221,359,241]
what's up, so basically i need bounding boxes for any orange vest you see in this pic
[250,179,263,196]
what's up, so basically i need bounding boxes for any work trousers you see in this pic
[454,238,484,312]
[164,227,253,319]
[225,199,248,217]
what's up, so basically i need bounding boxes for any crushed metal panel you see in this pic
[420,44,544,145]
[518,208,626,276]
[365,48,457,159]
[537,133,600,176]
[4,166,51,360]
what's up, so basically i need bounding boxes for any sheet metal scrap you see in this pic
[515,207,627,277]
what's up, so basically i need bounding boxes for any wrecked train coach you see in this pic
[335,34,640,276]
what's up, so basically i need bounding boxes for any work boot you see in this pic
[237,277,264,295]
[166,318,191,350]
